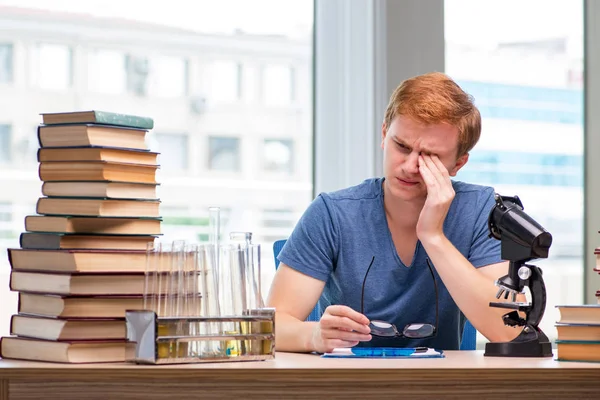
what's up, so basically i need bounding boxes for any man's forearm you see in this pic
[422,236,521,343]
[274,312,319,352]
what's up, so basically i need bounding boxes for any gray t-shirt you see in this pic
[277,177,502,350]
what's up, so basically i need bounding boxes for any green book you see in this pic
[40,110,154,130]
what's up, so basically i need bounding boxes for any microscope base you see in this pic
[484,340,552,357]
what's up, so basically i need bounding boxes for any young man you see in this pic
[267,72,521,353]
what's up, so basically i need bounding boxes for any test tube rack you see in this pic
[125,308,275,365]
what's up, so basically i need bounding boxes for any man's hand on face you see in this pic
[310,305,372,353]
[415,154,455,243]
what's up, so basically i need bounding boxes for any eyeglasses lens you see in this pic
[402,323,435,338]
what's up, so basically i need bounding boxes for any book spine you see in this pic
[0,337,5,359]
[17,292,22,313]
[35,198,42,215]
[36,125,42,147]
[8,270,14,291]
[94,111,154,130]
[7,248,14,270]
[9,314,15,335]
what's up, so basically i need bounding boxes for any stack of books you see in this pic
[554,249,600,362]
[555,304,600,362]
[0,110,161,363]
[595,248,600,304]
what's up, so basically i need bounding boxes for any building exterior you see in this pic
[0,6,314,335]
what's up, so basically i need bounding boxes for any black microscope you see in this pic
[484,194,553,357]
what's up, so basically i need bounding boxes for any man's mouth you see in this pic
[397,177,419,186]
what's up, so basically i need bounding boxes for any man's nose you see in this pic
[405,152,420,174]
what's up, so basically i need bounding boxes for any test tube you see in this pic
[187,243,200,317]
[230,232,263,309]
[143,241,158,312]
[209,207,220,270]
[171,240,186,358]
[208,207,221,316]
[156,242,169,317]
[250,243,264,308]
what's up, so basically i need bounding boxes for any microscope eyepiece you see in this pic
[488,194,552,261]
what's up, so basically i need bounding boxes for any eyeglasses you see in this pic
[360,256,439,339]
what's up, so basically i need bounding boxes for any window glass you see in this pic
[151,133,189,171]
[264,64,292,106]
[0,125,11,163]
[0,0,313,339]
[208,136,240,171]
[88,49,126,94]
[208,60,240,103]
[445,0,584,346]
[148,56,187,97]
[263,139,293,174]
[125,54,149,96]
[31,43,72,90]
[0,44,13,83]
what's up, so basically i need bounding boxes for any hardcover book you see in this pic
[18,293,144,318]
[10,314,126,341]
[9,271,149,296]
[19,232,156,251]
[37,124,149,150]
[40,110,154,130]
[38,161,158,184]
[556,304,600,324]
[24,215,161,235]
[8,248,160,273]
[37,147,159,165]
[36,197,160,218]
[0,336,127,363]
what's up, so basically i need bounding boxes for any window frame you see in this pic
[314,0,598,303]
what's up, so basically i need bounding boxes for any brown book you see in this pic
[37,124,148,150]
[24,215,161,235]
[41,181,158,200]
[556,323,600,341]
[37,147,158,165]
[555,340,600,362]
[18,293,144,318]
[0,336,126,363]
[556,305,600,324]
[9,248,154,273]
[593,247,600,271]
[36,197,160,217]
[10,315,126,341]
[39,161,158,184]
[9,271,150,295]
[19,232,156,251]
[40,110,154,130]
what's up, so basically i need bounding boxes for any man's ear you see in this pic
[449,153,469,177]
[380,122,387,149]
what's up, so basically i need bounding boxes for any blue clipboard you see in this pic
[321,347,445,359]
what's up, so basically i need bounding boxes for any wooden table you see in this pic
[1,350,600,399]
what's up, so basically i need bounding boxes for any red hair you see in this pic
[383,72,481,157]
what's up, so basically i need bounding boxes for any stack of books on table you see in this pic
[0,110,162,363]
[555,245,600,362]
[555,304,600,362]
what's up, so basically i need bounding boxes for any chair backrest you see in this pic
[272,238,477,350]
